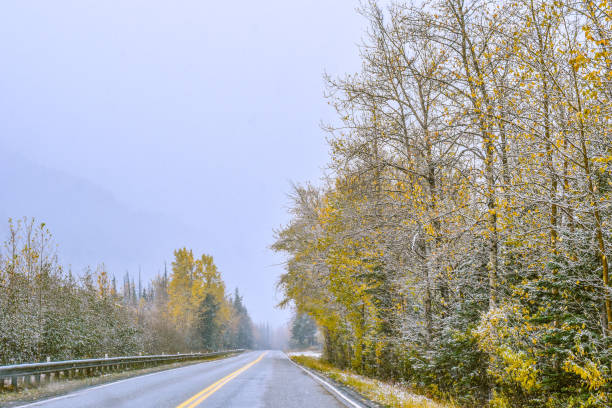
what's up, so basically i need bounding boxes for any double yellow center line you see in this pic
[176,352,267,408]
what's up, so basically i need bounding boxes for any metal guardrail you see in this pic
[0,349,244,390]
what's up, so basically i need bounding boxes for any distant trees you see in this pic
[232,288,254,349]
[254,322,272,349]
[253,322,289,350]
[0,218,256,364]
[290,312,317,349]
[165,247,240,351]
[273,0,611,406]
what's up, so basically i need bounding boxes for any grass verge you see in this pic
[290,355,457,408]
[0,352,240,407]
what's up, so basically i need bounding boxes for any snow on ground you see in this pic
[290,354,450,408]
[334,371,442,407]
[286,350,322,358]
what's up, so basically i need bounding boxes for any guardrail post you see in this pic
[0,349,242,393]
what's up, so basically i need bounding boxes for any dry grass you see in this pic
[291,356,457,408]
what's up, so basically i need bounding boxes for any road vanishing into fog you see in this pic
[14,351,361,408]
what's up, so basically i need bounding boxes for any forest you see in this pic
[273,0,611,406]
[0,218,255,365]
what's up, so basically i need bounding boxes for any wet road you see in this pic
[14,351,355,408]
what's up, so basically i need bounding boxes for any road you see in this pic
[14,351,358,408]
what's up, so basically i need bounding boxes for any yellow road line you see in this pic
[176,352,267,408]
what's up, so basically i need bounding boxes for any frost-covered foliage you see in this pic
[273,0,611,406]
[0,218,254,364]
[0,218,140,363]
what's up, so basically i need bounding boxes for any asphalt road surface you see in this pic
[14,351,359,408]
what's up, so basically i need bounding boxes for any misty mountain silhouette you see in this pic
[0,151,196,277]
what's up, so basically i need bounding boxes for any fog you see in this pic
[0,0,365,326]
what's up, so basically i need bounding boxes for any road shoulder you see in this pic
[286,354,381,408]
[289,354,452,408]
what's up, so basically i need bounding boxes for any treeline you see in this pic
[253,322,289,350]
[273,0,611,407]
[0,218,254,365]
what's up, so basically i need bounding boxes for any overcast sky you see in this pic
[0,1,366,326]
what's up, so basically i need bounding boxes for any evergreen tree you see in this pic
[195,293,220,350]
[233,288,254,349]
[290,312,317,348]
